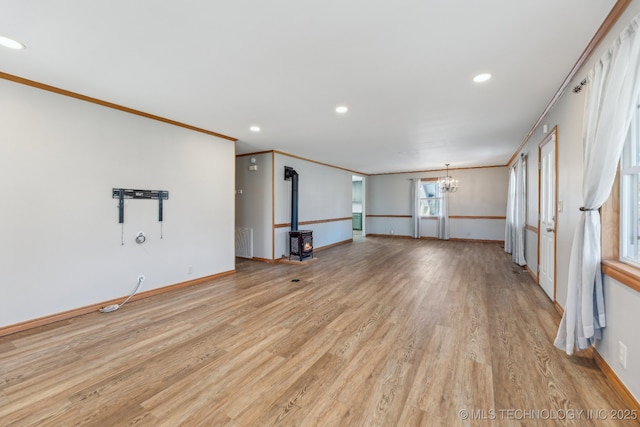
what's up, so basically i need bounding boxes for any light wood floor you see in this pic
[1,237,638,426]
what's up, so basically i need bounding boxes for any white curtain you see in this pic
[505,166,516,254]
[411,178,421,238]
[505,157,526,266]
[437,179,450,240]
[555,15,640,355]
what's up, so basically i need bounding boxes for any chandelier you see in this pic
[439,163,459,193]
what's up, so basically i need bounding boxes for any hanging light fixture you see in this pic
[439,163,459,193]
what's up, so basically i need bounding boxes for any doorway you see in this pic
[538,128,557,301]
[352,176,365,238]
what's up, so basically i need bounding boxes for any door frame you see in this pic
[537,127,558,301]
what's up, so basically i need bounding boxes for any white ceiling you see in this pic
[0,0,618,174]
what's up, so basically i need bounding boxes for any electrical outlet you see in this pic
[619,341,628,369]
[188,265,192,274]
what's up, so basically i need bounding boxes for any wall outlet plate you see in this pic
[619,341,628,369]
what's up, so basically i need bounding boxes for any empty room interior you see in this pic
[2,1,640,425]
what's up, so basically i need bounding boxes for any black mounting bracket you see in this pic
[112,188,169,224]
[284,166,298,180]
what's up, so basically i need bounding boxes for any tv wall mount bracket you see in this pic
[112,188,169,244]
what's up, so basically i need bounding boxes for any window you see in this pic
[600,102,640,293]
[600,106,640,295]
[419,179,440,217]
[620,102,640,267]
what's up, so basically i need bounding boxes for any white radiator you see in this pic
[235,227,253,258]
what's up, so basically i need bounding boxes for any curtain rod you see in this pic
[573,78,587,93]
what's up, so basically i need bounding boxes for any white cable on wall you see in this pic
[99,275,145,313]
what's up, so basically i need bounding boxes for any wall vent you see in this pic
[235,227,253,258]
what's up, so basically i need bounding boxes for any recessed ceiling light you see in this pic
[473,73,491,83]
[336,106,348,114]
[0,36,26,50]
[250,126,261,132]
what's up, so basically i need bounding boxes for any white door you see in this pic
[539,133,556,300]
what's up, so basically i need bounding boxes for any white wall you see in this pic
[599,276,640,400]
[367,173,412,217]
[235,152,274,259]
[514,0,640,402]
[366,167,509,241]
[0,79,235,328]
[273,153,352,258]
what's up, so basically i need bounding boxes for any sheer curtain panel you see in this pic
[555,15,640,355]
[505,158,526,266]
[505,167,515,254]
[411,178,421,239]
[437,178,450,240]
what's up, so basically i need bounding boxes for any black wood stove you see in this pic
[289,230,313,261]
[285,166,313,261]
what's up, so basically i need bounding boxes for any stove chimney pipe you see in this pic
[284,166,299,231]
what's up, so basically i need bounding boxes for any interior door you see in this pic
[538,132,556,300]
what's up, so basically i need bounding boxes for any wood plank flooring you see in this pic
[0,237,638,426]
